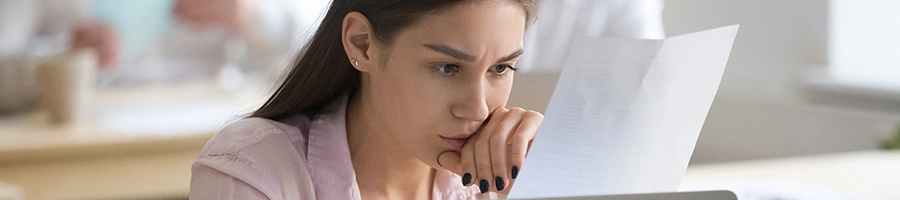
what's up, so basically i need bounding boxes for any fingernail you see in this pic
[479,179,489,194]
[462,173,472,186]
[511,166,519,179]
[495,176,505,191]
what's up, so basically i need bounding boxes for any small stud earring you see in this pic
[351,59,359,66]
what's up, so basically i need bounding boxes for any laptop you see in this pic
[519,190,737,200]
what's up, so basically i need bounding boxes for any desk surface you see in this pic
[0,80,268,199]
[682,150,900,200]
[0,81,268,163]
[0,181,21,200]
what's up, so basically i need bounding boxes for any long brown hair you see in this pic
[251,0,537,120]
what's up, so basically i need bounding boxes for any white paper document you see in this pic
[509,25,739,199]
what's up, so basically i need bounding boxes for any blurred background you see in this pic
[1,0,899,199]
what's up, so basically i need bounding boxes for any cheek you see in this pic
[488,77,514,109]
[370,69,450,157]
[368,62,449,133]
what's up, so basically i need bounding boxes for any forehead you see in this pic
[390,1,527,57]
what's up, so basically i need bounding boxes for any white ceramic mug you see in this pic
[37,49,97,125]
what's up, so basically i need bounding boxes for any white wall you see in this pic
[830,0,900,84]
[665,0,827,104]
[666,0,900,163]
[507,0,900,165]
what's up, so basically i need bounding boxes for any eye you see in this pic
[491,64,516,76]
[432,63,460,76]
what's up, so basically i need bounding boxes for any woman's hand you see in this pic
[438,107,543,194]
[71,22,119,68]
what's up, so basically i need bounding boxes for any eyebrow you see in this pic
[424,44,524,63]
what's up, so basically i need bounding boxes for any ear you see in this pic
[342,12,375,72]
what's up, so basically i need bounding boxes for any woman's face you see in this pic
[363,1,526,168]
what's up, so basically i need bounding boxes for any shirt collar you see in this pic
[305,94,361,199]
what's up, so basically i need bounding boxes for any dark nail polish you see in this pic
[479,179,489,194]
[495,176,505,191]
[511,166,519,179]
[462,173,472,185]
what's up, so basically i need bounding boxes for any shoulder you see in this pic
[199,117,308,156]
[192,117,317,199]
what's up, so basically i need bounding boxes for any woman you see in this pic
[190,0,542,199]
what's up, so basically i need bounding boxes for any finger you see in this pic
[474,108,507,194]
[489,107,524,192]
[459,132,478,187]
[507,110,543,182]
[437,150,462,175]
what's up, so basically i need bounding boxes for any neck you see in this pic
[346,92,435,199]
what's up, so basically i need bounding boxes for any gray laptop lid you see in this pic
[518,190,737,200]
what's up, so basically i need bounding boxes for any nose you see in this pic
[451,78,491,122]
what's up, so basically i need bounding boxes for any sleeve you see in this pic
[190,159,270,200]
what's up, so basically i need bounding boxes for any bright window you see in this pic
[829,0,900,87]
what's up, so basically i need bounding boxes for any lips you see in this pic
[441,124,479,150]
[441,136,468,150]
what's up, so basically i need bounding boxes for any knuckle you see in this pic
[510,107,526,113]
[508,149,525,158]
[509,151,525,164]
[526,110,544,118]
[492,162,506,172]
[510,131,527,141]
[462,163,474,170]
[491,109,508,119]
[477,165,492,174]
[490,129,508,140]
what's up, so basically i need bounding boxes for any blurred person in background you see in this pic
[122,0,328,84]
[173,0,328,73]
[519,0,665,72]
[0,0,118,113]
[1,0,661,113]
[164,0,664,78]
[0,0,329,113]
[118,0,663,82]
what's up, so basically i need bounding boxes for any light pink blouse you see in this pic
[190,95,480,199]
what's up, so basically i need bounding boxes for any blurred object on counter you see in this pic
[36,49,98,126]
